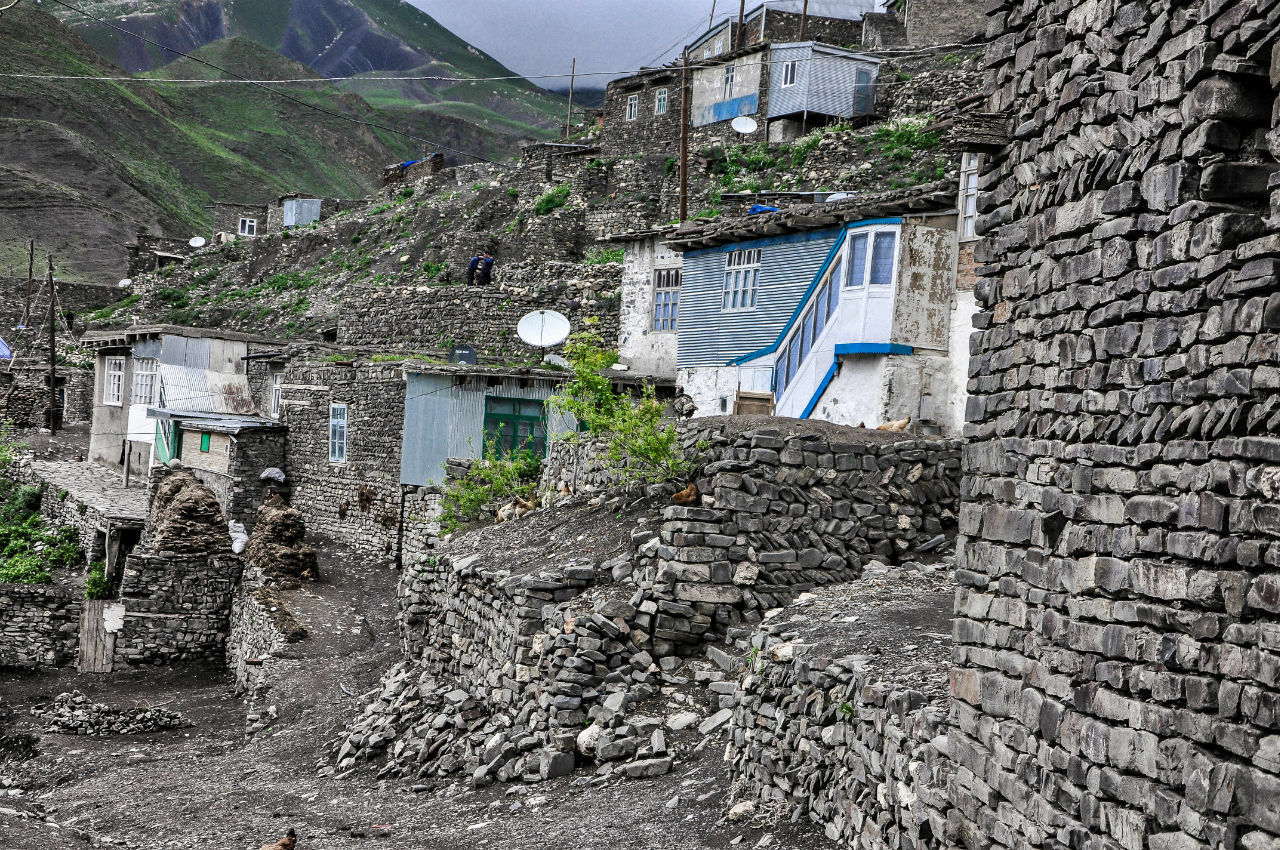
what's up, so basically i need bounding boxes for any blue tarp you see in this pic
[749,205,779,215]
[0,338,13,360]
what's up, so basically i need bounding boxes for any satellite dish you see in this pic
[118,278,133,288]
[731,116,758,134]
[517,310,571,349]
[188,236,207,249]
[448,345,479,366]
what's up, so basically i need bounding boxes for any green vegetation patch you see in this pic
[533,183,571,216]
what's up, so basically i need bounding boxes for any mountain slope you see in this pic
[47,0,566,136]
[0,6,496,283]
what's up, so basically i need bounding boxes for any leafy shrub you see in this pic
[422,261,448,280]
[584,247,624,265]
[85,561,109,600]
[0,463,83,586]
[439,441,542,534]
[872,115,941,161]
[548,332,691,484]
[398,186,415,200]
[533,183,571,216]
[88,294,141,322]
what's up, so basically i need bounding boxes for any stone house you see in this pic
[209,201,269,241]
[81,325,286,490]
[684,1,871,63]
[280,355,572,558]
[207,195,353,243]
[664,181,972,429]
[612,232,682,381]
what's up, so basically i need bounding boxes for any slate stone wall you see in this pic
[281,360,406,558]
[600,71,686,160]
[952,5,1280,850]
[113,552,242,666]
[904,0,987,46]
[0,584,80,667]
[185,427,286,535]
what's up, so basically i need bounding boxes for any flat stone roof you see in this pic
[29,460,149,524]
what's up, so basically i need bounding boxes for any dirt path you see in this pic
[1,540,830,850]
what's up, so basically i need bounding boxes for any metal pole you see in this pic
[736,0,746,49]
[45,255,57,433]
[800,0,809,39]
[24,239,33,327]
[564,57,577,139]
[680,56,691,222]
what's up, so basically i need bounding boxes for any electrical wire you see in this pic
[36,0,500,164]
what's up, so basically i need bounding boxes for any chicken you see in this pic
[495,495,536,524]
[259,828,296,850]
[558,481,573,498]
[876,417,912,433]
[672,482,699,505]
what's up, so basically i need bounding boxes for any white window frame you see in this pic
[655,88,669,116]
[626,94,639,121]
[722,63,736,101]
[715,37,725,55]
[959,153,981,241]
[781,60,798,87]
[270,372,283,419]
[722,248,761,312]
[238,217,257,237]
[130,357,157,406]
[329,403,348,463]
[653,268,680,332]
[103,356,124,407]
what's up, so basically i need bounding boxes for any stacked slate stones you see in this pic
[31,691,188,735]
[952,3,1280,850]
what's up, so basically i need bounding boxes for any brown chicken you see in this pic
[876,417,912,433]
[259,828,296,850]
[672,482,699,505]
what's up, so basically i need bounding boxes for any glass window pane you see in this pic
[787,337,800,382]
[847,235,868,287]
[815,283,829,337]
[870,233,896,285]
[800,311,812,360]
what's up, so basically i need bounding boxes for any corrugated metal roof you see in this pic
[158,366,256,415]
[677,227,842,369]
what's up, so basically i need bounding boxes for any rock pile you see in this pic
[30,691,189,735]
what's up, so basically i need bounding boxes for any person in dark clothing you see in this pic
[466,253,481,286]
[476,252,495,286]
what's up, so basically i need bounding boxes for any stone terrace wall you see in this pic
[281,361,405,558]
[0,584,80,667]
[114,552,242,666]
[953,5,1280,850]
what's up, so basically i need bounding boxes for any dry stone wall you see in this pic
[952,5,1280,850]
[0,585,80,667]
[113,552,242,666]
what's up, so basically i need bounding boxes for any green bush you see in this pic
[583,247,624,265]
[439,441,542,534]
[548,332,691,485]
[533,183,571,216]
[0,462,84,586]
[85,561,109,600]
[872,115,941,161]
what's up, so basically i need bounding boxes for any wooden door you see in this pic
[78,600,113,673]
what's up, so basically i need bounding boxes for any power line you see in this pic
[35,0,499,164]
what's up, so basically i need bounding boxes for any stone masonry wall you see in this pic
[904,0,987,46]
[113,552,243,666]
[0,584,80,667]
[281,360,405,558]
[952,6,1280,850]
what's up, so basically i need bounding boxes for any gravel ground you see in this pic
[0,538,834,850]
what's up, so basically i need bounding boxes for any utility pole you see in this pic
[679,55,691,222]
[23,239,33,328]
[564,57,577,139]
[800,0,810,40]
[45,255,58,434]
[736,0,746,49]
[708,0,718,31]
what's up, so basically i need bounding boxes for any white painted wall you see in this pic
[807,357,887,426]
[946,289,978,435]
[618,238,680,379]
[677,365,742,418]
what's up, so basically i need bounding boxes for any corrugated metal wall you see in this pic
[767,44,812,118]
[768,46,879,119]
[677,228,842,369]
[400,373,574,486]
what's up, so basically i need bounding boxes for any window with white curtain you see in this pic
[722,249,761,311]
[626,95,639,121]
[329,403,348,463]
[959,153,981,240]
[103,357,124,406]
[131,357,157,406]
[655,88,668,116]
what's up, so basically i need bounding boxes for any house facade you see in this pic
[615,234,682,381]
[684,1,872,62]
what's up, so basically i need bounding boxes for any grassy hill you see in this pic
[47,0,566,138]
[0,6,515,283]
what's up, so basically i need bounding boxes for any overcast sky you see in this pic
[409,0,731,83]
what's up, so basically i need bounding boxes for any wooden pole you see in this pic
[24,239,33,327]
[564,57,577,139]
[45,255,58,433]
[800,0,810,39]
[679,55,691,222]
[736,0,746,49]
[122,441,131,488]
[708,0,718,31]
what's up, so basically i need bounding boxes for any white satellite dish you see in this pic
[731,116,758,134]
[118,278,133,288]
[188,236,207,249]
[517,310,571,350]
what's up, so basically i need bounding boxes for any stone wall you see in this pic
[0,584,80,667]
[281,360,405,557]
[904,0,987,46]
[952,6,1280,850]
[600,70,685,160]
[185,427,286,534]
[113,552,242,666]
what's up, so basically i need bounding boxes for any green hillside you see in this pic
[0,7,504,283]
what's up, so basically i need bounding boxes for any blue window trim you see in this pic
[725,217,903,366]
[800,360,840,419]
